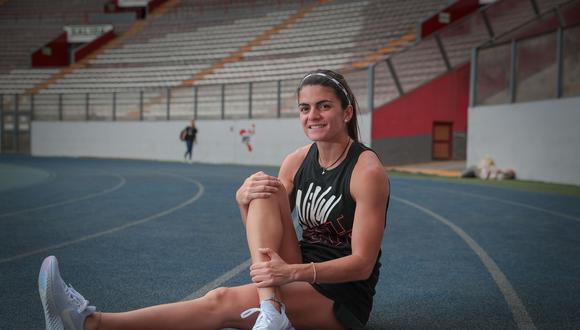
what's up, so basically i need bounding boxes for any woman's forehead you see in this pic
[298,85,338,102]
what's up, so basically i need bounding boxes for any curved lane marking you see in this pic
[182,258,252,301]
[181,220,301,301]
[432,187,580,223]
[392,195,536,330]
[0,172,127,219]
[0,175,204,264]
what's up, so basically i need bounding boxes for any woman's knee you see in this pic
[202,285,259,322]
[203,287,230,310]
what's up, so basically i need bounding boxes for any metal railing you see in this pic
[1,79,297,122]
[471,2,580,106]
[2,0,577,124]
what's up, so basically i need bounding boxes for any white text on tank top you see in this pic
[296,182,342,229]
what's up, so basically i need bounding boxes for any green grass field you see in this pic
[388,170,580,197]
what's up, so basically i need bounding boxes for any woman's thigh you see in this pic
[281,282,347,330]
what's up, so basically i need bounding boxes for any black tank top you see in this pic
[292,141,388,329]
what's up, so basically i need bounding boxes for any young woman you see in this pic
[39,69,390,330]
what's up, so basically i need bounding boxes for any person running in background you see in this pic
[38,69,390,330]
[181,119,198,162]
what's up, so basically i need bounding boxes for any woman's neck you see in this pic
[317,136,352,171]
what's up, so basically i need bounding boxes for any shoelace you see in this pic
[65,284,89,313]
[241,307,266,320]
[241,307,274,329]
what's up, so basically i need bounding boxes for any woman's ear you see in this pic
[344,105,353,122]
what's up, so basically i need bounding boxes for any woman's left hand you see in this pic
[250,248,293,288]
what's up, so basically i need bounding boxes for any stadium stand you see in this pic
[1,0,453,120]
[0,0,134,74]
[371,0,571,106]
[0,0,574,122]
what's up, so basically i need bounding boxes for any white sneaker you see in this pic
[241,299,295,330]
[38,256,96,330]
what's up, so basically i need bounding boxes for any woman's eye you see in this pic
[299,107,309,113]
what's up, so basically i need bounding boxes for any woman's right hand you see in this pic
[236,171,281,206]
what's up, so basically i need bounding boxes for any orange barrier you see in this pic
[138,0,325,116]
[352,31,416,69]
[180,1,323,87]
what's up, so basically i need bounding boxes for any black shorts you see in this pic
[301,242,380,330]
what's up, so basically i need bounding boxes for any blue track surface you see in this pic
[1,156,579,329]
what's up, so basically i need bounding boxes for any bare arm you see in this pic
[251,150,389,286]
[309,151,389,282]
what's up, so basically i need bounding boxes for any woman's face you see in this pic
[298,85,351,142]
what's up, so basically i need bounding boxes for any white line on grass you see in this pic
[393,196,536,330]
[0,176,204,264]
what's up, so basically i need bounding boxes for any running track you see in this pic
[1,156,579,329]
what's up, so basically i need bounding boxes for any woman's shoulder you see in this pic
[279,144,312,180]
[351,147,388,191]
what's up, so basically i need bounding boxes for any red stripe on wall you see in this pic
[372,63,469,139]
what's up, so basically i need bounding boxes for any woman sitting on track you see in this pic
[38,69,390,330]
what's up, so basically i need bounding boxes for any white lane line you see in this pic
[433,187,580,223]
[182,258,252,301]
[181,220,301,301]
[0,176,204,264]
[393,196,536,330]
[0,172,127,219]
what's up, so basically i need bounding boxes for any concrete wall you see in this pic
[467,97,580,185]
[31,114,371,166]
[371,135,432,166]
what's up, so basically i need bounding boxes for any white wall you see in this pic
[32,114,371,166]
[467,97,580,185]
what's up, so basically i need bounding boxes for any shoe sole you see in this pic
[39,256,65,330]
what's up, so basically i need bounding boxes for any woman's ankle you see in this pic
[84,312,102,330]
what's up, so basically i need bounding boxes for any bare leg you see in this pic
[245,185,300,306]
[84,285,260,330]
[84,282,346,330]
[83,186,305,329]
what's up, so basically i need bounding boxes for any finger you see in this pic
[251,171,267,179]
[251,273,271,284]
[255,281,272,288]
[250,178,278,188]
[250,261,265,271]
[249,185,278,193]
[251,173,278,182]
[258,248,272,260]
[258,247,271,254]
[249,193,272,199]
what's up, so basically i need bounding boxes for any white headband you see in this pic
[301,72,351,106]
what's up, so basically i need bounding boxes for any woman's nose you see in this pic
[308,107,321,119]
